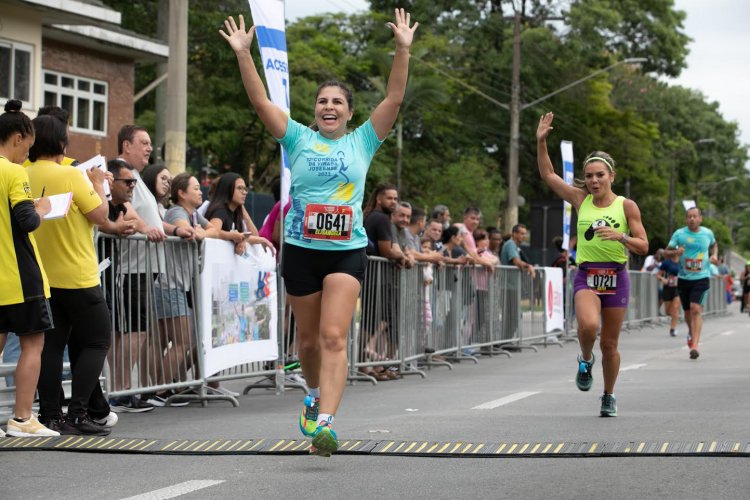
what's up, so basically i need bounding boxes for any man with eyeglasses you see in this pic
[99,159,138,237]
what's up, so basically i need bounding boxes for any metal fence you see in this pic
[4,240,728,410]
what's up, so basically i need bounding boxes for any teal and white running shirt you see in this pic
[668,226,716,280]
[278,117,383,251]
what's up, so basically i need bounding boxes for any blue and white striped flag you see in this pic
[249,0,291,207]
[560,140,574,251]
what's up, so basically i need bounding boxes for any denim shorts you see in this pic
[153,286,190,319]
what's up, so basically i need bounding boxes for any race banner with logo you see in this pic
[560,140,574,251]
[249,0,291,207]
[543,266,565,332]
[198,238,278,376]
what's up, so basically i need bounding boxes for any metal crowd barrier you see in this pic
[563,269,728,337]
[2,238,733,413]
[98,233,238,406]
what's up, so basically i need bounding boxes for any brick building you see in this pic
[1,0,167,160]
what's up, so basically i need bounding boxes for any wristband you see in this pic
[620,233,629,244]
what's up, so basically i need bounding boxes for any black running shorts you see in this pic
[677,277,710,311]
[0,298,54,335]
[280,243,367,297]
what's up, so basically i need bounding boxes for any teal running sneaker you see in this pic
[575,353,595,392]
[600,393,617,417]
[299,395,319,437]
[310,420,338,457]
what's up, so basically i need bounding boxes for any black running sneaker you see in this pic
[61,415,111,436]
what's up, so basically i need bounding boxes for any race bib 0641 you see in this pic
[303,203,353,241]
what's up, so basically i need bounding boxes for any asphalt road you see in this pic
[1,309,749,499]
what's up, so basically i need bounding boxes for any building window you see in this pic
[43,70,108,135]
[0,40,33,107]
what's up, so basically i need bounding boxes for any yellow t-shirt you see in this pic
[23,156,77,167]
[26,159,103,289]
[0,156,50,305]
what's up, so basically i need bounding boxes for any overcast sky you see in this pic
[284,0,749,150]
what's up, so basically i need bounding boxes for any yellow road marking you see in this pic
[172,440,189,451]
[553,443,564,454]
[268,440,286,452]
[696,442,704,453]
[380,442,395,453]
[461,443,473,454]
[472,444,485,454]
[506,443,518,454]
[588,443,598,453]
[137,440,158,451]
[541,443,552,454]
[117,439,137,450]
[709,441,717,452]
[162,440,178,451]
[403,442,417,453]
[19,437,43,448]
[530,443,541,454]
[247,440,265,452]
[225,440,243,452]
[347,440,362,451]
[54,437,74,448]
[77,437,96,448]
[449,442,463,453]
[96,439,116,449]
[236,440,255,451]
[215,440,232,451]
[414,442,428,454]
[292,440,309,451]
[393,442,406,453]
[732,442,741,453]
[280,440,298,452]
[495,444,507,454]
[65,437,84,448]
[636,442,645,453]
[204,441,221,452]
[4,437,23,447]
[192,440,210,452]
[518,443,530,454]
[660,443,669,453]
[436,443,451,454]
[340,441,350,449]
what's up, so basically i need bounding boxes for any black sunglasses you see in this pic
[114,178,138,187]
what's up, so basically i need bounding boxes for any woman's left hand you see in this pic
[388,8,419,49]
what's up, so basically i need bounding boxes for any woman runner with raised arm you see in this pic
[221,8,418,456]
[536,112,648,417]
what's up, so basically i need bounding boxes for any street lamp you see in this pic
[667,137,716,238]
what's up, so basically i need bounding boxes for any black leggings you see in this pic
[38,286,112,419]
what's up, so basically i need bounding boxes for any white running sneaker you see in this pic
[92,412,119,428]
[6,415,60,437]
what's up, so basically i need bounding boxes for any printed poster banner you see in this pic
[249,0,291,208]
[543,266,565,333]
[560,140,574,251]
[199,238,278,376]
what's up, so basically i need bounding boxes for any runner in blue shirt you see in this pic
[221,9,418,457]
[657,254,681,337]
[665,207,718,359]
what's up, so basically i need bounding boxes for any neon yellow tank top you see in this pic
[576,195,629,264]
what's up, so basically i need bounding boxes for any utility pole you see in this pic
[164,0,187,174]
[505,12,521,233]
